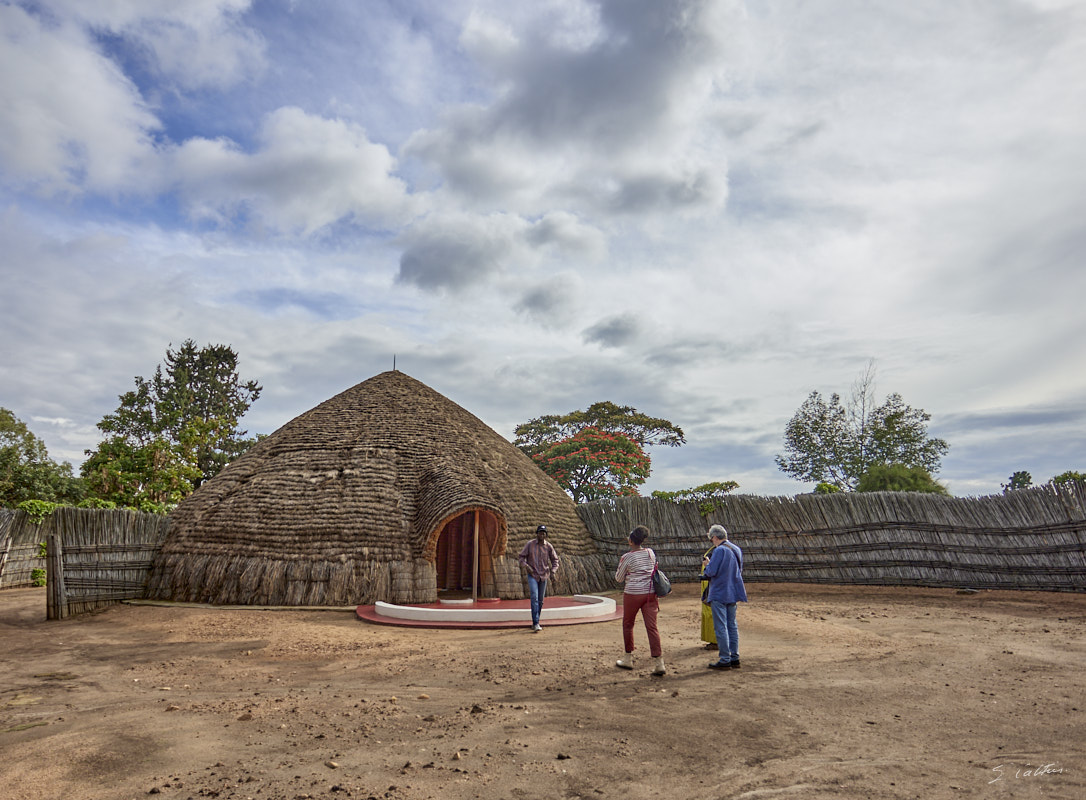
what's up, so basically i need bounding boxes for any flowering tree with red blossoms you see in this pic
[532,427,651,503]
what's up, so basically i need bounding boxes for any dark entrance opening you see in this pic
[434,509,501,600]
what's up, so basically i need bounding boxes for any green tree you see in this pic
[1050,470,1085,486]
[0,408,84,507]
[651,480,739,516]
[81,436,199,514]
[82,340,261,510]
[856,463,949,495]
[531,427,651,503]
[1001,470,1033,493]
[775,364,949,491]
[514,401,685,458]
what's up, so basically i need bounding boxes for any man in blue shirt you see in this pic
[702,524,747,670]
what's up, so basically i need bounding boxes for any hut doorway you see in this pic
[434,509,501,600]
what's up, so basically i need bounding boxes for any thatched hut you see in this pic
[147,370,610,605]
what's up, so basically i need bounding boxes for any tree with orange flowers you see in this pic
[515,400,684,502]
[531,427,651,503]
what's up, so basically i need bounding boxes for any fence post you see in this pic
[46,533,66,620]
[0,533,11,585]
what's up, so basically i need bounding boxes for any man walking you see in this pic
[518,525,560,632]
[702,524,747,669]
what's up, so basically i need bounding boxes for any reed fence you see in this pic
[0,508,47,589]
[3,480,1083,621]
[0,508,170,618]
[577,481,1086,592]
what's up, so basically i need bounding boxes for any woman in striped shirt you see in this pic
[614,525,665,676]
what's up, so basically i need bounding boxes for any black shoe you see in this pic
[730,659,741,669]
[703,643,717,650]
[708,660,733,670]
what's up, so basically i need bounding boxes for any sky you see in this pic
[2,0,1085,499]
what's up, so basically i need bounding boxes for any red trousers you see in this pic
[622,592,661,657]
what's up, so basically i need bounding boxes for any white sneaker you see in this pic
[533,623,542,631]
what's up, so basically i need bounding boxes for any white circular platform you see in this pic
[373,594,616,623]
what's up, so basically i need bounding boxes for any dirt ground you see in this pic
[1,582,1083,800]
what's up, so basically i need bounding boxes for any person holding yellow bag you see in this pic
[699,542,717,649]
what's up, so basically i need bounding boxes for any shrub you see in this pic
[856,463,949,495]
[17,500,61,523]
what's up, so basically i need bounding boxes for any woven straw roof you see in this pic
[158,370,597,565]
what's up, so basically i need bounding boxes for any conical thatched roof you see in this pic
[148,370,606,605]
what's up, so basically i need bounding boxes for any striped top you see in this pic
[615,547,657,595]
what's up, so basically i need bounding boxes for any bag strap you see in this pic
[723,540,743,572]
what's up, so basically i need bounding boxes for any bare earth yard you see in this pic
[1,582,1083,800]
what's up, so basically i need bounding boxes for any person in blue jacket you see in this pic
[701,524,747,670]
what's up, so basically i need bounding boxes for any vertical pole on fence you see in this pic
[46,533,66,620]
[0,533,11,586]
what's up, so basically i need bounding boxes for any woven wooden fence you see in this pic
[577,481,1086,592]
[0,508,47,589]
[0,508,170,618]
[3,479,1083,620]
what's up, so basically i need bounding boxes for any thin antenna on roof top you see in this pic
[393,354,397,371]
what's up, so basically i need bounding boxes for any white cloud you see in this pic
[171,107,421,234]
[0,5,161,193]
[0,1,265,196]
[404,0,736,219]
[44,0,265,90]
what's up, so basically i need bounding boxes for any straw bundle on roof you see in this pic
[147,370,605,605]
